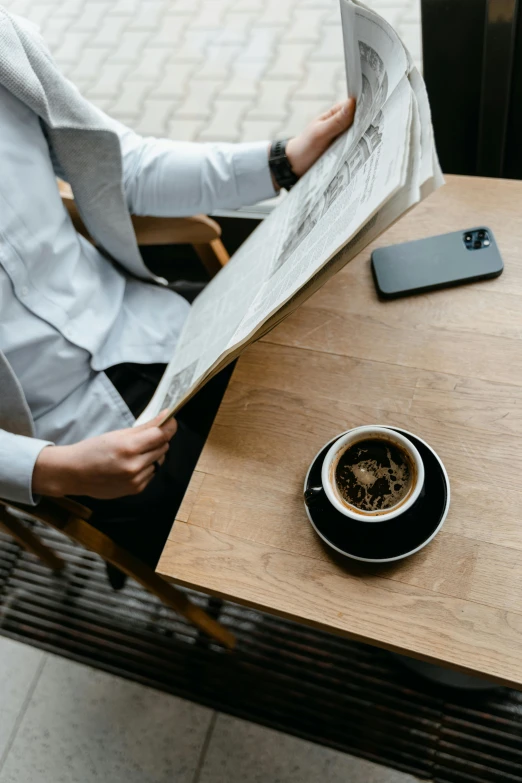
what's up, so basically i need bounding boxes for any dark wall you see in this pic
[504,3,522,178]
[421,0,521,179]
[421,0,486,175]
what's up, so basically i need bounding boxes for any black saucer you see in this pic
[304,427,450,562]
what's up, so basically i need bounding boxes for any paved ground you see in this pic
[0,635,420,783]
[3,0,421,141]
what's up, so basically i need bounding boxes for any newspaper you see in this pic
[136,0,443,425]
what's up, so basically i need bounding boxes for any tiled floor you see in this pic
[0,636,421,782]
[2,0,421,141]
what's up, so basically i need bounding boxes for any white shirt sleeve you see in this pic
[0,431,53,506]
[109,119,278,217]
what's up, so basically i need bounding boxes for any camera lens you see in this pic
[474,240,482,249]
[478,230,486,239]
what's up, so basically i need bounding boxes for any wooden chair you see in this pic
[0,182,235,650]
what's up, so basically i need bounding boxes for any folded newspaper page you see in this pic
[136,0,444,425]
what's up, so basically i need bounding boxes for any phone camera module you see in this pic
[464,229,490,250]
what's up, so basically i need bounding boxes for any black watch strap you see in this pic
[269,139,299,191]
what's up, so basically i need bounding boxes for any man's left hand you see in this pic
[285,99,356,180]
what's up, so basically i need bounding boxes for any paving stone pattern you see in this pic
[3,0,421,141]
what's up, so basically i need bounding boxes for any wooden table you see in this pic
[158,175,522,689]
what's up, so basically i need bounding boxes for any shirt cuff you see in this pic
[232,141,278,207]
[0,431,53,506]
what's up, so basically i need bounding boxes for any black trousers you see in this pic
[82,362,233,569]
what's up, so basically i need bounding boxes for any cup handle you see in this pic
[304,486,324,507]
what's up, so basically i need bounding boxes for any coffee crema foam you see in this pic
[334,438,412,512]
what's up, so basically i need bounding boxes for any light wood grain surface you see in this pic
[158,175,522,688]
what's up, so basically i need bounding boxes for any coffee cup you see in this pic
[320,426,425,522]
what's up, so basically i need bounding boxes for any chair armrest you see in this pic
[57,179,224,247]
[130,214,223,246]
[1,495,92,523]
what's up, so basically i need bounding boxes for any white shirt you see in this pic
[0,82,275,450]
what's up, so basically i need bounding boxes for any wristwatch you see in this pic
[268,139,299,191]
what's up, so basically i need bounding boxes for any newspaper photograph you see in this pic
[136,0,444,425]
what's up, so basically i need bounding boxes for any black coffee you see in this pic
[334,437,413,512]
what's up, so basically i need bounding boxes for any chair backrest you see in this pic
[57,180,230,278]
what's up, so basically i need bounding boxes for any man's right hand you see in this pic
[32,412,178,499]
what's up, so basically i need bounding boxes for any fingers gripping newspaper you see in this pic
[136,0,444,425]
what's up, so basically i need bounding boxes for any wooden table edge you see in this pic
[158,522,522,690]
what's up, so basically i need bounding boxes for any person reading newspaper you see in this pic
[0,7,357,588]
[128,0,443,588]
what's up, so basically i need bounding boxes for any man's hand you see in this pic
[32,412,178,499]
[285,99,356,179]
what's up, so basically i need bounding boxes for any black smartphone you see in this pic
[371,227,504,299]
